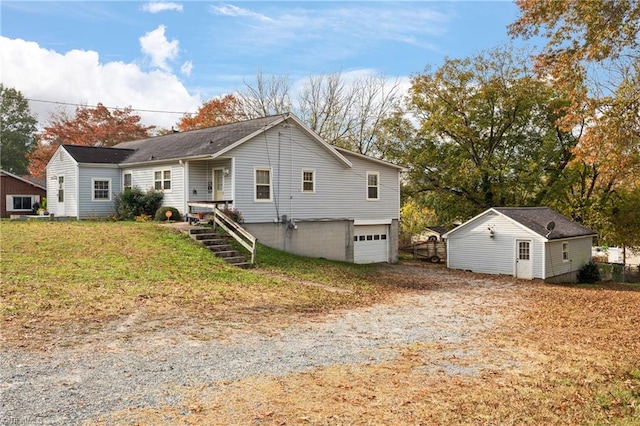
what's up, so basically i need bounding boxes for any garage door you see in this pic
[354,224,388,264]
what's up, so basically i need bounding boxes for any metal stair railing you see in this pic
[212,207,257,265]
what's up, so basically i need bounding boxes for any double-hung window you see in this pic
[123,173,132,190]
[255,168,271,201]
[366,172,379,201]
[562,242,569,262]
[302,170,315,193]
[92,178,111,201]
[154,170,171,191]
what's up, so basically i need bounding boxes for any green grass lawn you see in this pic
[0,220,385,339]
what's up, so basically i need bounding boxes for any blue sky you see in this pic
[1,1,528,129]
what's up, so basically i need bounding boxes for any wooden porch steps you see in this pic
[188,228,252,269]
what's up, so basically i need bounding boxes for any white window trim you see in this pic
[301,169,315,194]
[6,195,40,211]
[254,167,272,202]
[366,171,380,201]
[562,241,569,262]
[153,169,172,193]
[123,171,132,190]
[91,178,112,201]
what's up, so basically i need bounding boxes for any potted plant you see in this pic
[38,198,49,215]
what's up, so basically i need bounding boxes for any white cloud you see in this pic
[139,25,179,72]
[208,4,448,61]
[210,4,273,22]
[142,1,183,13]
[180,60,193,77]
[0,36,200,130]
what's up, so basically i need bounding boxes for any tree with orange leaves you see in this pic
[509,0,640,186]
[176,94,243,131]
[27,103,154,177]
[509,0,640,246]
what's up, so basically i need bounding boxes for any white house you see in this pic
[45,113,404,264]
[442,207,597,282]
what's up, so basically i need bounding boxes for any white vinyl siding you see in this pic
[545,237,593,279]
[229,125,400,223]
[446,211,544,278]
[45,147,79,218]
[125,163,184,214]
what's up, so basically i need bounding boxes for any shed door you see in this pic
[354,225,388,264]
[516,239,533,279]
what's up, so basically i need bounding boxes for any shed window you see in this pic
[58,176,64,202]
[518,241,530,260]
[154,170,171,191]
[92,179,111,201]
[366,172,379,200]
[562,242,569,262]
[255,168,271,201]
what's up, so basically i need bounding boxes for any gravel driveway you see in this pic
[0,265,526,425]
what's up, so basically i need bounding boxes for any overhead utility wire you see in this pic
[25,98,193,115]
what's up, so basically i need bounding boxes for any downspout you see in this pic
[181,159,188,216]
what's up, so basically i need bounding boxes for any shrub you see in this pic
[578,261,601,283]
[155,206,182,222]
[115,188,163,220]
[222,208,244,223]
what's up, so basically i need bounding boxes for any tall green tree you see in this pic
[509,0,640,245]
[0,85,38,175]
[403,46,578,222]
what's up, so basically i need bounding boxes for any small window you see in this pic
[123,173,132,190]
[374,235,380,240]
[10,196,34,211]
[302,170,315,193]
[366,172,379,200]
[518,241,530,260]
[58,176,64,202]
[255,168,271,201]
[154,170,171,191]
[359,235,365,241]
[381,234,387,240]
[367,235,373,241]
[354,236,358,242]
[562,242,569,262]
[92,179,111,201]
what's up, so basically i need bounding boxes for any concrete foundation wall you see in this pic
[244,219,354,263]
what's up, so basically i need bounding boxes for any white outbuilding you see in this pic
[442,207,596,282]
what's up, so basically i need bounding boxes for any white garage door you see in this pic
[354,224,388,264]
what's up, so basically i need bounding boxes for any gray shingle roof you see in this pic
[63,145,135,164]
[113,115,282,164]
[493,207,596,240]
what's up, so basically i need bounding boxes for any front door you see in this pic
[515,239,533,279]
[213,168,225,201]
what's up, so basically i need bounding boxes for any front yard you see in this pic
[1,221,639,424]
